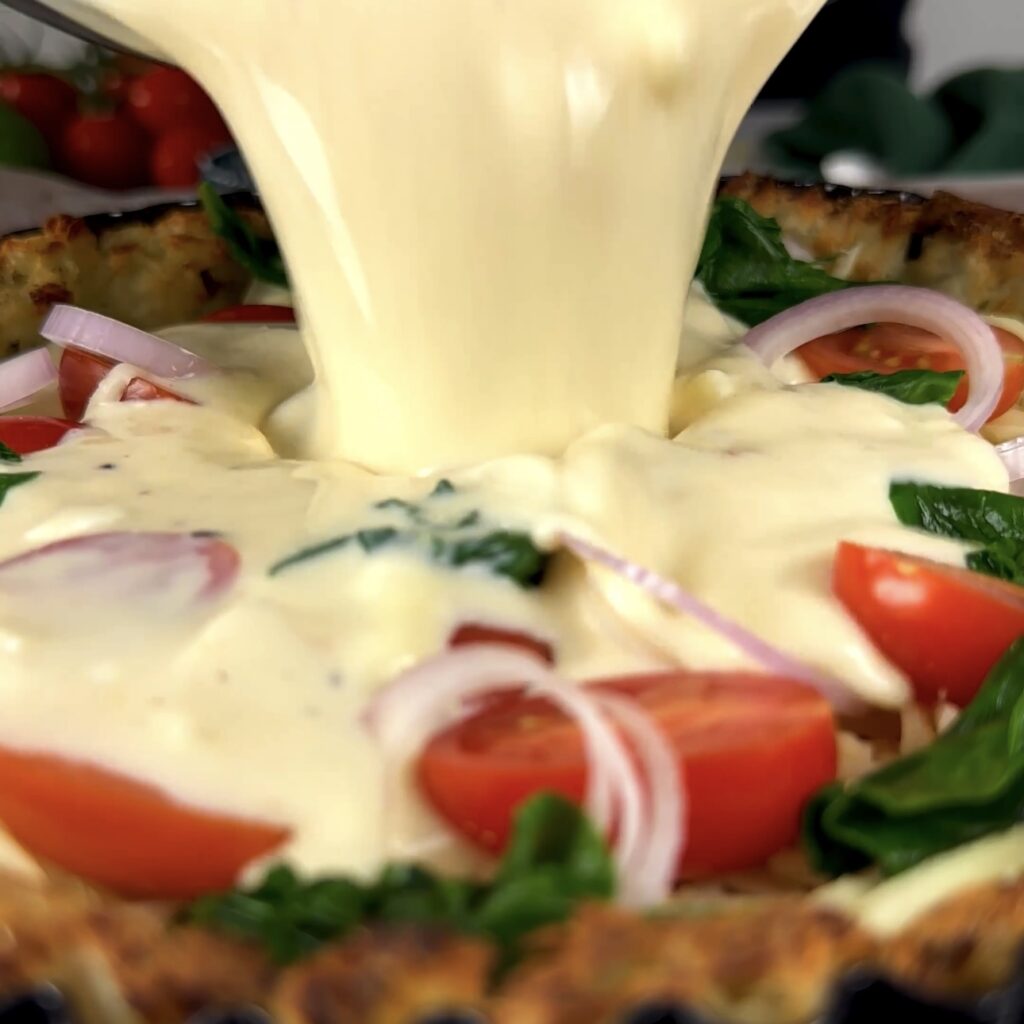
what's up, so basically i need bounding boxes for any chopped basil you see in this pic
[890,481,1024,585]
[804,638,1024,877]
[0,442,21,463]
[269,481,548,588]
[185,792,614,966]
[696,197,851,326]
[823,369,964,407]
[198,183,288,288]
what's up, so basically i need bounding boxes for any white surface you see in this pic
[907,0,1024,90]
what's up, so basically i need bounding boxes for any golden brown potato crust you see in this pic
[0,202,268,357]
[3,874,1024,1024]
[492,900,875,1024]
[272,927,492,1024]
[719,174,1024,320]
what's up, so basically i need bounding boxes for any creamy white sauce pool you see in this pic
[0,314,1007,876]
[4,0,1007,881]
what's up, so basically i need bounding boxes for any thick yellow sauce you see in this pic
[4,0,1008,882]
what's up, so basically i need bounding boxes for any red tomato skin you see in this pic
[59,347,191,420]
[59,111,150,190]
[0,416,80,454]
[833,541,1024,706]
[151,122,232,188]
[128,68,227,136]
[99,69,135,105]
[202,305,297,324]
[417,672,836,876]
[0,72,77,140]
[0,744,287,898]
[799,323,1024,422]
[449,622,554,663]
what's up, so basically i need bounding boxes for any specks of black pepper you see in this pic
[191,529,222,539]
[138,490,151,497]
[98,463,117,471]
[326,671,343,689]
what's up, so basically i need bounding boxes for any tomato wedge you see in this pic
[0,532,241,605]
[201,304,296,324]
[58,347,193,421]
[417,671,836,875]
[834,541,1024,706]
[448,622,554,663]
[0,745,288,898]
[798,323,1024,422]
[0,416,80,454]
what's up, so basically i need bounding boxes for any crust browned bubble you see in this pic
[271,926,492,1024]
[491,898,875,1024]
[0,203,270,357]
[882,875,1024,997]
[719,173,1024,320]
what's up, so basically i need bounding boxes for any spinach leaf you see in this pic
[0,471,38,507]
[889,481,1024,585]
[0,442,21,463]
[804,638,1024,877]
[823,369,964,407]
[198,183,288,287]
[696,198,851,326]
[185,793,614,966]
[270,481,549,588]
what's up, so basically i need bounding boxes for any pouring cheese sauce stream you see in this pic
[0,0,1010,888]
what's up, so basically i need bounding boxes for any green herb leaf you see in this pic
[0,442,22,464]
[439,530,548,588]
[0,471,38,508]
[184,793,614,966]
[268,534,352,576]
[823,369,964,407]
[890,482,1024,585]
[696,198,851,326]
[803,638,1024,877]
[198,183,288,288]
[270,483,549,588]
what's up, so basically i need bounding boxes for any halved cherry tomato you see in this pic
[798,323,1024,422]
[0,745,287,898]
[0,72,77,141]
[0,532,241,603]
[833,541,1024,706]
[418,671,836,875]
[0,416,80,455]
[59,347,192,421]
[202,305,297,324]
[58,110,150,191]
[127,67,228,137]
[448,622,554,662]
[150,121,232,188]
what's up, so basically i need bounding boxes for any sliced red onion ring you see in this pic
[41,305,212,380]
[364,644,682,905]
[742,286,1004,433]
[593,693,686,906]
[366,645,637,850]
[0,531,239,606]
[0,349,57,413]
[560,532,858,712]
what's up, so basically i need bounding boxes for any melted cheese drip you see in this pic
[7,0,1007,883]
[52,0,824,471]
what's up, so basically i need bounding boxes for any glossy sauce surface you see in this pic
[5,0,1010,882]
